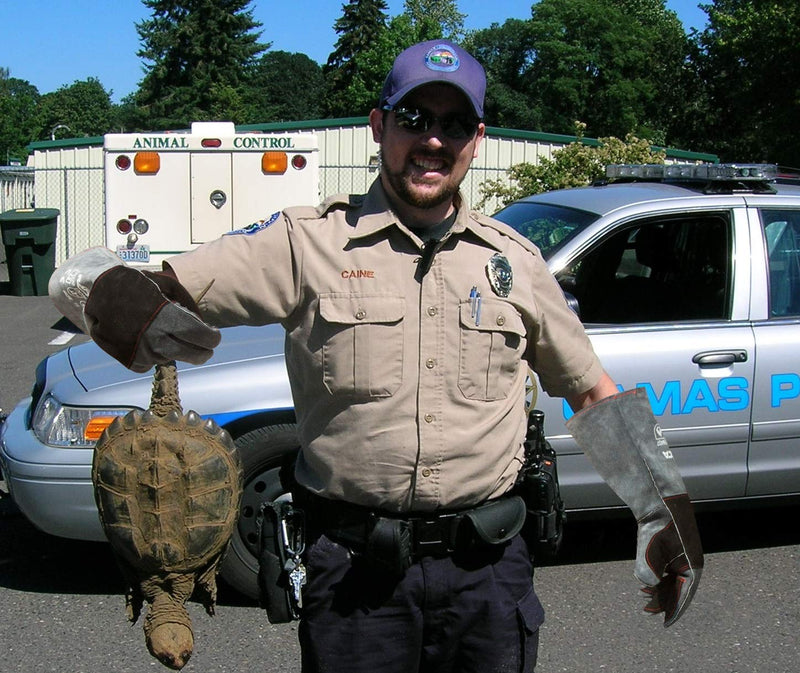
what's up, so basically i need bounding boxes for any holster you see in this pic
[365,516,413,576]
[257,500,298,624]
[516,410,566,557]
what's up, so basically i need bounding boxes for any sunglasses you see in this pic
[384,105,480,140]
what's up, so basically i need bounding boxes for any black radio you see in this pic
[516,409,566,558]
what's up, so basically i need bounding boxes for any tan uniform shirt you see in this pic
[168,179,604,512]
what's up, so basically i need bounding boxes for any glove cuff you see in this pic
[48,247,124,332]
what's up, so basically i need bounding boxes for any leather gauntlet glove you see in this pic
[566,388,703,626]
[49,247,220,372]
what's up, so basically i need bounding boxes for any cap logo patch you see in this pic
[425,44,459,72]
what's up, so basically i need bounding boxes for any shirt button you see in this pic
[355,309,366,320]
[496,315,506,326]
[426,358,436,369]
[424,413,435,423]
[427,306,438,317]
[421,468,432,478]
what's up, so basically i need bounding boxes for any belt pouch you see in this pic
[464,496,527,545]
[257,501,296,624]
[365,516,413,576]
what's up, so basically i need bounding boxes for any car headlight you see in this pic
[31,394,135,448]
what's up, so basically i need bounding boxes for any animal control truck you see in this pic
[104,121,320,266]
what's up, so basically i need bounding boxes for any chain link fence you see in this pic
[0,168,35,212]
[33,166,105,264]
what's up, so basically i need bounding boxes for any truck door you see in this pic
[748,204,800,497]
[190,151,233,243]
[539,206,755,510]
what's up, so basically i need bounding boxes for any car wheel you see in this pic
[219,423,299,600]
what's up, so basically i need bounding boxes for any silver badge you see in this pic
[486,253,512,297]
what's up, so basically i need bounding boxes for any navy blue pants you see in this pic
[298,532,544,673]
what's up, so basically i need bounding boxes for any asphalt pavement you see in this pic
[1,249,799,672]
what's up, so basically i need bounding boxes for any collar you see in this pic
[348,179,502,252]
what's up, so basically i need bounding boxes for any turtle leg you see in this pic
[194,556,222,616]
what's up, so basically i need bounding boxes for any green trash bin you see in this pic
[0,208,59,296]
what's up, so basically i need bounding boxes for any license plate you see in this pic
[116,245,150,263]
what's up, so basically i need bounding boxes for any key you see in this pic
[288,561,307,607]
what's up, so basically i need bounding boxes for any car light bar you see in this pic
[606,163,779,181]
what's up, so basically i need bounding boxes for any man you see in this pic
[51,40,702,673]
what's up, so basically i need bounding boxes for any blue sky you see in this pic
[1,1,709,103]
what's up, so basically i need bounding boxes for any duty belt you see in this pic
[297,489,527,562]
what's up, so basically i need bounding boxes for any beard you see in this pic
[381,152,462,210]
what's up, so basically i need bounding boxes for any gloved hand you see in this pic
[566,388,703,626]
[632,491,702,625]
[49,247,220,372]
[84,265,220,372]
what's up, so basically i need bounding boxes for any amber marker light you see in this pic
[262,152,288,174]
[84,416,121,441]
[134,151,161,174]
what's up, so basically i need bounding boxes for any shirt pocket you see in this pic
[458,298,526,401]
[319,294,405,398]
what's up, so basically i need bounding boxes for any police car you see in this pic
[2,163,799,599]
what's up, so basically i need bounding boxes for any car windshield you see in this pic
[493,201,600,259]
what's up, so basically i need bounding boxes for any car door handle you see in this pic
[692,350,748,366]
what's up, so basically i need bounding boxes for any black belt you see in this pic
[296,489,526,561]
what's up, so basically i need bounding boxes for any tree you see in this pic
[464,19,541,129]
[322,0,390,117]
[246,51,324,122]
[526,0,665,139]
[134,0,268,129]
[694,0,800,164]
[611,0,692,145]
[36,78,118,139]
[0,70,40,163]
[403,0,466,41]
[467,0,690,144]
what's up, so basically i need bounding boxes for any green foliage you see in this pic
[478,122,666,208]
[467,0,689,146]
[134,0,268,129]
[322,0,390,117]
[321,0,468,118]
[403,0,466,41]
[36,78,118,138]
[464,19,541,130]
[694,0,800,164]
[0,70,40,162]
[247,52,324,123]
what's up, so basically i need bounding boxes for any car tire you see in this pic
[219,423,299,600]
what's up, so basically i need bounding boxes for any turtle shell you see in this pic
[92,407,243,574]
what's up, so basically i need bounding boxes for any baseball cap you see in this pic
[379,40,486,119]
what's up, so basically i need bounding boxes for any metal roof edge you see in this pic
[28,135,105,151]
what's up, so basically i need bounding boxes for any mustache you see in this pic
[411,149,453,164]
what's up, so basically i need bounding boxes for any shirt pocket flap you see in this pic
[320,294,405,325]
[459,298,525,335]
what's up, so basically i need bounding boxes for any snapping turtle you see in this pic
[92,361,243,670]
